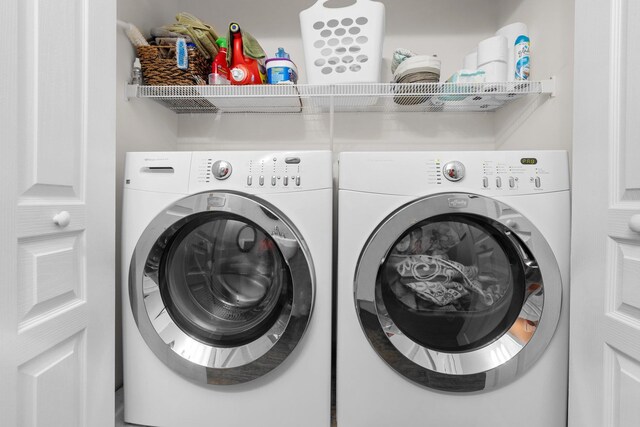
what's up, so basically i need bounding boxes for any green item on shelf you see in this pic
[164,12,220,60]
[226,25,266,64]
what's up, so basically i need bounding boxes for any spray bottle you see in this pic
[514,34,530,80]
[209,37,231,85]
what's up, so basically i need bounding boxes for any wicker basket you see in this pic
[137,45,210,86]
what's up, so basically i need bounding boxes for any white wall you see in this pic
[495,0,575,153]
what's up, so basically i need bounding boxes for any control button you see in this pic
[285,157,301,164]
[212,160,232,180]
[442,161,465,182]
[482,176,489,188]
[271,176,276,186]
[283,176,289,186]
[534,176,541,188]
[259,175,264,186]
[247,176,253,186]
[509,177,516,188]
[496,176,502,188]
[295,176,301,186]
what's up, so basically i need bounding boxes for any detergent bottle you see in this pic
[229,22,266,85]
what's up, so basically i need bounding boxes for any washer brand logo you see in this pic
[448,198,468,209]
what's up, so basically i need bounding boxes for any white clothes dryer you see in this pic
[122,151,332,427]
[337,151,570,427]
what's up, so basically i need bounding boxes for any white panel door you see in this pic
[570,0,640,426]
[0,0,115,426]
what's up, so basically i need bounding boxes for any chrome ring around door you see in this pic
[354,193,562,392]
[129,191,315,385]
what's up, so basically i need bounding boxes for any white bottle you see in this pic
[131,58,143,85]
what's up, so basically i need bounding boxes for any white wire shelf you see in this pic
[126,79,555,114]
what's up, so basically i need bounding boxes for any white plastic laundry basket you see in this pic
[300,0,385,84]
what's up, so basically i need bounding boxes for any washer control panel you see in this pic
[245,156,303,188]
[338,151,569,195]
[190,152,324,192]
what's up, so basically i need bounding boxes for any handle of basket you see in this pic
[310,0,373,9]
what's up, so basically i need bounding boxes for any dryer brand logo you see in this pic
[448,197,469,209]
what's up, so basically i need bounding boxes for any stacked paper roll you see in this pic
[463,51,478,70]
[477,35,508,82]
[496,22,529,81]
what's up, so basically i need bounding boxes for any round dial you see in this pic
[442,161,466,182]
[212,160,232,180]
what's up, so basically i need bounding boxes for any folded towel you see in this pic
[163,12,219,59]
[226,25,266,64]
[391,48,417,74]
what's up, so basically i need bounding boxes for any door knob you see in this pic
[53,211,71,228]
[630,214,640,233]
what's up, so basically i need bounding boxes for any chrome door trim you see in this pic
[129,191,315,385]
[354,193,562,392]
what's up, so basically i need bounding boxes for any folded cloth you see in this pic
[226,26,266,63]
[402,280,468,306]
[395,255,478,283]
[164,12,219,59]
[391,48,417,74]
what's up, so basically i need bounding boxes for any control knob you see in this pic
[442,161,466,182]
[212,160,232,180]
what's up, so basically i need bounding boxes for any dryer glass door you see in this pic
[354,193,562,392]
[379,214,527,353]
[130,191,314,385]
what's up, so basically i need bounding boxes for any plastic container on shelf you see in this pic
[266,48,299,84]
[229,22,266,85]
[300,0,385,84]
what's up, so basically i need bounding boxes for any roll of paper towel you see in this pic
[463,51,478,70]
[477,35,508,65]
[496,22,529,81]
[477,35,508,82]
[478,61,507,83]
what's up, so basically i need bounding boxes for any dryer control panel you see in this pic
[339,151,570,196]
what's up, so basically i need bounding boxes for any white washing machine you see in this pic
[337,151,570,427]
[122,151,332,427]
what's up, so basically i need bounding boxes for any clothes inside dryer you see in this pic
[158,213,292,348]
[379,214,527,353]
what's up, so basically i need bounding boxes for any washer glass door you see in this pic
[161,214,289,348]
[354,194,562,392]
[130,191,314,385]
